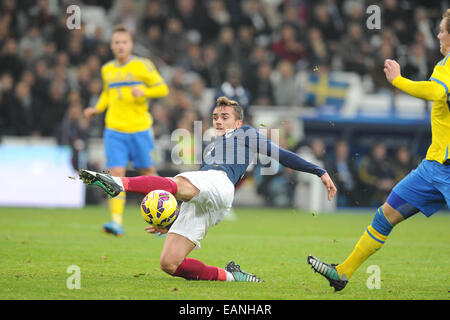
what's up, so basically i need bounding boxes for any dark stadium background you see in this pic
[0,0,446,211]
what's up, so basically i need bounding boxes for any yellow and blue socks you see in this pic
[109,191,126,225]
[336,206,393,279]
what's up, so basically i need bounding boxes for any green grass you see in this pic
[0,206,448,300]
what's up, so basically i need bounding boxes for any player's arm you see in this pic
[132,59,169,98]
[384,59,447,101]
[253,130,337,200]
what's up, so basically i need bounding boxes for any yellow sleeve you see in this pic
[392,76,446,101]
[142,82,169,98]
[139,59,169,98]
[94,67,109,112]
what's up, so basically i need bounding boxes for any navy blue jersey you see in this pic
[200,125,326,186]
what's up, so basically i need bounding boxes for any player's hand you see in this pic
[320,172,337,201]
[83,107,98,120]
[384,59,401,83]
[144,225,168,236]
[131,86,145,98]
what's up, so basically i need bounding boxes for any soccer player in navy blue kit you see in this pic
[79,96,337,282]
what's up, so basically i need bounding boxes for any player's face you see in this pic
[111,31,133,62]
[212,106,243,136]
[438,18,450,55]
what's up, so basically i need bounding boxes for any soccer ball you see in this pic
[140,190,179,227]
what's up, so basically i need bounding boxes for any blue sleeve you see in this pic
[276,147,326,177]
[250,128,326,177]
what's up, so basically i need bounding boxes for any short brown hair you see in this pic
[215,96,244,120]
[443,9,450,33]
[112,24,133,39]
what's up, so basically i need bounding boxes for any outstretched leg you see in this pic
[79,170,199,202]
[308,191,419,291]
[159,233,229,281]
[158,233,262,282]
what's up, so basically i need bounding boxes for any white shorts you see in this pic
[168,170,235,249]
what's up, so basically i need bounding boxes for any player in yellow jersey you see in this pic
[307,10,450,291]
[84,25,169,236]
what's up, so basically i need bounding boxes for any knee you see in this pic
[382,202,410,226]
[159,257,181,275]
[170,176,199,202]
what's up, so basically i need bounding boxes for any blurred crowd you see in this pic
[0,0,444,207]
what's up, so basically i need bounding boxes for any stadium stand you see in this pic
[0,0,443,208]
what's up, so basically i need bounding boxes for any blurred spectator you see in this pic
[28,0,57,38]
[242,45,273,92]
[254,123,299,207]
[383,0,414,45]
[306,28,329,68]
[215,26,240,69]
[310,138,326,163]
[85,55,101,78]
[342,0,365,27]
[169,89,195,132]
[235,24,255,63]
[140,0,167,34]
[415,7,437,52]
[57,98,89,170]
[8,81,38,136]
[241,0,272,39]
[281,4,308,29]
[31,59,50,120]
[142,25,163,58]
[19,25,45,62]
[310,3,341,54]
[42,41,57,66]
[85,77,104,137]
[67,36,84,66]
[340,23,371,76]
[0,38,24,81]
[162,17,189,65]
[188,77,214,120]
[215,63,251,117]
[173,0,219,42]
[0,73,15,134]
[198,44,222,88]
[176,43,204,73]
[0,0,19,39]
[41,81,68,136]
[271,23,306,64]
[358,142,396,207]
[151,102,171,139]
[53,14,72,51]
[208,0,231,27]
[248,61,274,106]
[403,43,430,81]
[271,60,300,106]
[0,90,5,134]
[109,0,142,35]
[392,146,419,183]
[76,65,92,105]
[325,140,359,207]
[370,42,397,93]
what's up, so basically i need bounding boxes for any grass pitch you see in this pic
[0,205,448,300]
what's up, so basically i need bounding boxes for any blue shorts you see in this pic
[392,159,450,217]
[104,128,155,169]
